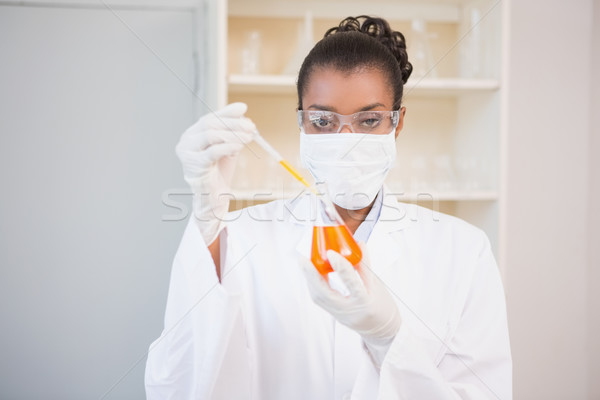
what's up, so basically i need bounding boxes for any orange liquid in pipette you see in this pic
[310,225,363,276]
[279,159,312,189]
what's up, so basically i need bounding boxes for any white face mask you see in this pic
[300,129,396,210]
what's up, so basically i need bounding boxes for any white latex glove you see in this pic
[301,243,402,367]
[175,102,255,244]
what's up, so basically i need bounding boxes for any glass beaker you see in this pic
[310,182,362,277]
[240,30,261,75]
[410,18,437,79]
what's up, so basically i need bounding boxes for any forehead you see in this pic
[302,67,394,113]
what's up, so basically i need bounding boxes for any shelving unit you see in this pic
[214,0,503,256]
[230,189,499,202]
[229,74,500,96]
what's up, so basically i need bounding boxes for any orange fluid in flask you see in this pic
[310,225,363,277]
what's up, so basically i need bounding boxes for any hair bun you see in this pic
[325,16,413,84]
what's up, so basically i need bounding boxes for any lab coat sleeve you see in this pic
[374,233,512,400]
[145,220,251,399]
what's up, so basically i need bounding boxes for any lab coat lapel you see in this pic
[288,192,316,259]
[366,191,412,274]
[296,225,313,260]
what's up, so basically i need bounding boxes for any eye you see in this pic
[363,118,380,127]
[357,112,383,129]
[313,118,331,128]
[309,112,336,130]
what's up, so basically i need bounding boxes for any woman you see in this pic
[145,16,512,399]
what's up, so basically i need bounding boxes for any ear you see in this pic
[395,107,406,139]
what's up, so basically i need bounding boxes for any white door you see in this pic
[0,3,202,398]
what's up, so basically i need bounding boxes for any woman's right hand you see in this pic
[176,102,255,245]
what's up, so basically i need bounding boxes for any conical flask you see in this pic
[310,182,362,277]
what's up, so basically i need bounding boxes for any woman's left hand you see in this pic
[301,242,402,366]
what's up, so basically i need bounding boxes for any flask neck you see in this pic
[312,182,375,234]
[313,182,344,227]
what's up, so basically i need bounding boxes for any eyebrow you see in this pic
[306,103,387,112]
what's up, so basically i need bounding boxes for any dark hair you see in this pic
[297,15,412,110]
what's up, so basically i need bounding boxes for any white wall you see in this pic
[588,0,600,398]
[504,0,595,399]
[0,4,197,398]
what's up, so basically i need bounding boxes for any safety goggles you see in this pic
[297,110,400,134]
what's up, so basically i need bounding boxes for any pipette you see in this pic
[252,132,315,192]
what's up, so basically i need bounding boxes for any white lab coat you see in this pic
[145,191,512,400]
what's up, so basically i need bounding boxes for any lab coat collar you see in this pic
[364,187,411,273]
[378,186,413,233]
[286,186,412,230]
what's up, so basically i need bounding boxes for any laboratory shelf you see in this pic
[229,74,297,94]
[224,0,503,265]
[228,74,500,96]
[403,78,500,97]
[397,191,499,202]
[230,189,499,202]
[229,0,465,22]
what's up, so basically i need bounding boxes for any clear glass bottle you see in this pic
[240,30,261,75]
[310,182,362,278]
[410,18,437,79]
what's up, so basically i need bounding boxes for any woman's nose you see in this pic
[338,122,354,133]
